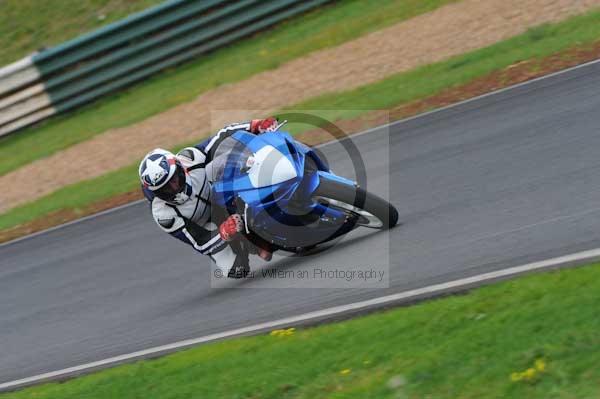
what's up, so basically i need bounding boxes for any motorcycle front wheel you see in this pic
[313,178,399,230]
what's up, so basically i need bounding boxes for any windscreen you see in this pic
[209,136,253,182]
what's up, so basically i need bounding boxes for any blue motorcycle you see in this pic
[207,124,398,255]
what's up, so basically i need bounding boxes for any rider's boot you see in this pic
[227,263,250,278]
[226,248,250,279]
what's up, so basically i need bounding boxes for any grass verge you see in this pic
[3,8,600,236]
[0,0,163,66]
[0,0,456,176]
[4,262,600,398]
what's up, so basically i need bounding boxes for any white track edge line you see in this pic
[2,56,600,248]
[2,246,600,390]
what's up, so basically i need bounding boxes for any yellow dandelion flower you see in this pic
[270,328,295,337]
[511,359,547,383]
[535,359,546,372]
[523,368,537,380]
[340,369,351,375]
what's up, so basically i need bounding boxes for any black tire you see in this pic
[313,178,399,229]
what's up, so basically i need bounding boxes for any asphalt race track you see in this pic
[3,61,600,385]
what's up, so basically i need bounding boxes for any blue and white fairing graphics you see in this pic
[210,131,352,249]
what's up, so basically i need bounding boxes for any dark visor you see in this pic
[155,165,186,202]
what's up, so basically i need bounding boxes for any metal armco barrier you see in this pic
[0,0,330,137]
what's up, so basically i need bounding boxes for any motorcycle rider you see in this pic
[138,117,279,278]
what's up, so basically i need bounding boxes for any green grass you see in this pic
[4,7,600,232]
[0,0,456,177]
[0,164,141,231]
[0,0,163,66]
[4,263,600,398]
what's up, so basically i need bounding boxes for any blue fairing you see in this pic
[211,131,356,248]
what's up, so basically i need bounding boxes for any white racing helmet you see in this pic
[139,148,191,204]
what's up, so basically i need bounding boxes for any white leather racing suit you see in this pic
[143,122,257,275]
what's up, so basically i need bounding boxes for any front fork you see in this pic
[304,171,361,243]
